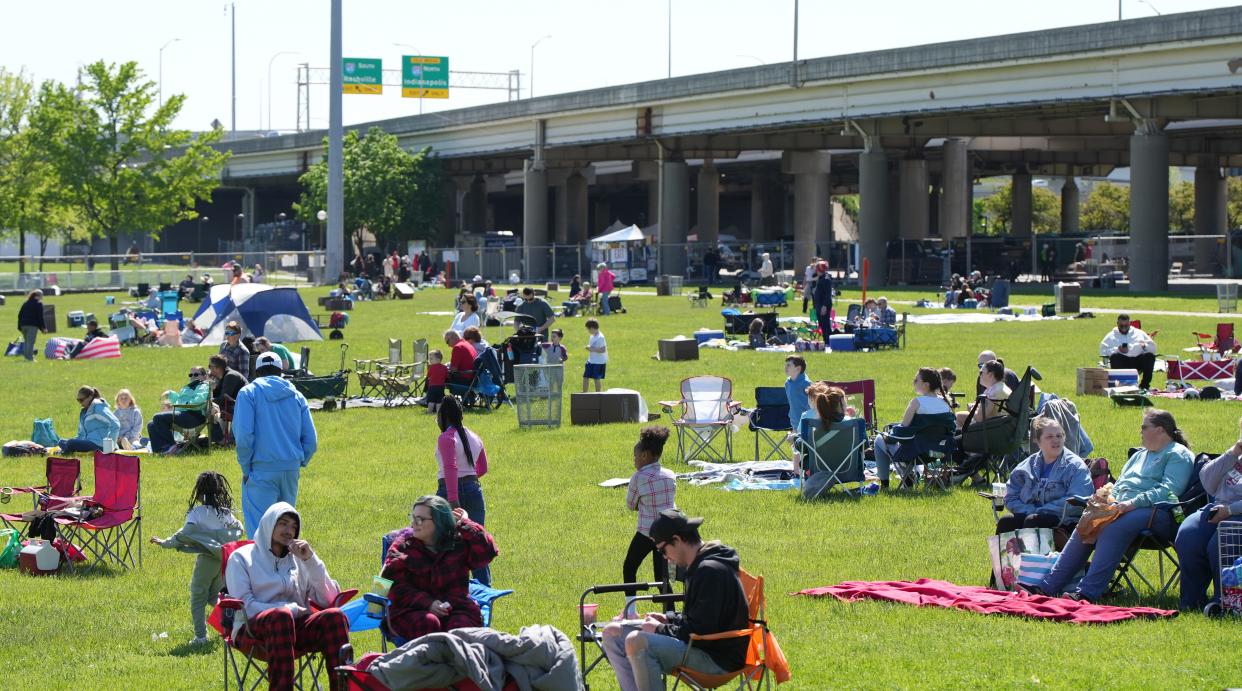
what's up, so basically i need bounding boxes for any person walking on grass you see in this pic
[17,289,46,361]
[584,318,608,392]
[233,352,317,538]
[622,426,675,601]
[150,471,244,646]
[597,262,616,316]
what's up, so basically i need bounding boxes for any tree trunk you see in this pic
[109,235,120,271]
[38,237,47,272]
[18,231,25,275]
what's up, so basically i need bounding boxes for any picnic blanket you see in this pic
[795,578,1176,624]
[43,336,122,360]
[906,313,1050,326]
[678,460,796,486]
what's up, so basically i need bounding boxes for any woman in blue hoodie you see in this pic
[997,418,1094,546]
[59,386,121,453]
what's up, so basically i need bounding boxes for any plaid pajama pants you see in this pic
[238,607,349,691]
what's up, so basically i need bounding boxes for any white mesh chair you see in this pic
[661,376,737,463]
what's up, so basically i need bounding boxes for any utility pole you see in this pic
[230,2,237,133]
[790,0,799,87]
[326,0,344,282]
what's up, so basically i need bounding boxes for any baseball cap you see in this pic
[648,509,704,545]
[254,351,283,372]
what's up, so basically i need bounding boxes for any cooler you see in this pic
[693,330,725,345]
[1105,369,1139,387]
[19,539,59,576]
[829,334,855,352]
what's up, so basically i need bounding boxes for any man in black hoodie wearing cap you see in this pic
[601,509,748,691]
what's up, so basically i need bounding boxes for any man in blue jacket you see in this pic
[233,351,318,538]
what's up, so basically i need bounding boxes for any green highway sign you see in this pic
[343,57,382,95]
[402,55,450,99]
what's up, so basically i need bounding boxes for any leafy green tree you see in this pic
[979,182,1061,234]
[33,61,228,270]
[1168,180,1195,233]
[1080,182,1130,233]
[1228,177,1242,230]
[835,194,859,226]
[294,127,442,257]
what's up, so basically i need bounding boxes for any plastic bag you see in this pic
[31,419,58,448]
[0,528,20,568]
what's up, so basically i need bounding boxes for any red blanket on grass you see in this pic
[795,579,1176,624]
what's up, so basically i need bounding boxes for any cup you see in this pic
[991,483,1006,510]
[101,437,116,454]
[366,576,393,615]
[579,603,599,626]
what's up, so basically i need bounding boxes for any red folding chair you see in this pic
[1193,323,1238,356]
[54,452,141,571]
[0,457,81,524]
[211,540,358,691]
[820,379,878,437]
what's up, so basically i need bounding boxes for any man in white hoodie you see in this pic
[1098,313,1157,390]
[225,502,349,691]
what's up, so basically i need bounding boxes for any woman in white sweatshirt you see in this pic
[225,502,351,691]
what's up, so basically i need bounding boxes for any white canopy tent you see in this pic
[589,223,647,245]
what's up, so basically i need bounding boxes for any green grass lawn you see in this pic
[1,287,1241,690]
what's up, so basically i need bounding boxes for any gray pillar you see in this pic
[750,171,768,241]
[523,161,549,280]
[1194,163,1226,275]
[939,138,969,239]
[783,151,831,273]
[899,158,929,239]
[647,179,660,229]
[553,181,569,244]
[1129,128,1169,292]
[658,158,689,276]
[464,175,487,233]
[1061,176,1080,234]
[566,172,588,245]
[437,182,457,245]
[928,177,941,236]
[696,161,720,246]
[593,197,611,236]
[859,146,890,286]
[1011,170,1032,237]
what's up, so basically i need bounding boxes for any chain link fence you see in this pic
[0,251,319,293]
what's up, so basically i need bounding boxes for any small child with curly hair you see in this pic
[150,471,244,645]
[623,426,676,597]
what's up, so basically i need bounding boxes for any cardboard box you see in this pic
[658,338,699,361]
[571,391,643,425]
[1077,367,1108,396]
[325,298,353,311]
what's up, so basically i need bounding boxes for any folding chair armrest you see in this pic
[362,593,392,608]
[976,492,998,502]
[585,581,666,596]
[217,597,245,610]
[688,627,755,642]
[331,589,359,608]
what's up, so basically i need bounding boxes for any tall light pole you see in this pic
[393,43,423,115]
[667,0,672,78]
[266,51,301,130]
[230,2,237,133]
[326,0,345,282]
[790,0,799,87]
[197,215,209,255]
[529,35,551,98]
[158,38,181,109]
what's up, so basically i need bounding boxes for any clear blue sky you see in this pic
[1,0,1235,133]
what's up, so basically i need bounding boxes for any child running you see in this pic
[113,389,144,450]
[150,471,244,645]
[425,349,448,414]
[583,319,607,392]
[623,426,675,598]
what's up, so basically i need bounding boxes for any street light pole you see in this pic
[790,0,799,87]
[266,51,301,131]
[230,2,237,133]
[326,0,345,282]
[667,0,672,79]
[158,38,181,109]
[393,43,423,115]
[529,35,551,98]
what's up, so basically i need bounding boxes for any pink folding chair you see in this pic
[55,452,142,571]
[1,457,82,530]
[1166,358,1234,387]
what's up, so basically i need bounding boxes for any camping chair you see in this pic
[1193,323,1238,357]
[743,387,791,462]
[1104,452,1211,599]
[799,417,868,499]
[1165,358,1234,387]
[340,530,514,654]
[660,376,738,463]
[448,347,509,410]
[412,337,429,365]
[354,359,385,399]
[669,569,788,691]
[820,380,878,437]
[171,402,215,452]
[577,579,675,691]
[880,415,958,491]
[54,452,142,571]
[958,366,1042,483]
[689,286,711,308]
[212,540,358,691]
[0,456,81,515]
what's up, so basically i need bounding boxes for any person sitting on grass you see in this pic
[622,426,676,599]
[1175,415,1242,616]
[994,418,1093,547]
[938,368,960,412]
[1021,408,1193,603]
[226,502,350,691]
[601,510,749,691]
[1099,313,1157,390]
[114,389,144,450]
[381,495,498,641]
[58,385,121,453]
[583,318,608,392]
[747,318,766,349]
[150,471,244,646]
[871,367,954,490]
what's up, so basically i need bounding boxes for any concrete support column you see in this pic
[1011,169,1033,237]
[1194,163,1226,275]
[1061,176,1080,234]
[593,197,611,234]
[899,158,929,239]
[859,146,890,286]
[523,160,549,280]
[928,177,941,236]
[658,158,689,276]
[463,175,488,233]
[1129,128,1169,292]
[750,171,768,241]
[437,181,457,245]
[647,179,660,229]
[783,151,831,273]
[553,171,588,245]
[696,160,720,246]
[939,138,969,239]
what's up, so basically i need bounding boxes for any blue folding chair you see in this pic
[745,387,791,462]
[340,530,514,652]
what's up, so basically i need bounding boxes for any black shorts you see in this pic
[426,385,446,403]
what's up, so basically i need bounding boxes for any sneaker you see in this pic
[1063,590,1095,604]
[189,636,210,646]
[949,472,971,486]
[161,444,181,456]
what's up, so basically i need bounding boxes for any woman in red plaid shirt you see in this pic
[623,426,677,598]
[381,495,498,641]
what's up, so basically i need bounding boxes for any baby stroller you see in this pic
[448,347,510,410]
[500,327,543,385]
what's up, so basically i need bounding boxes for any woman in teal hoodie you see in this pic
[1026,408,1193,603]
[59,386,121,453]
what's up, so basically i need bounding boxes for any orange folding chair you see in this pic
[671,570,790,690]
